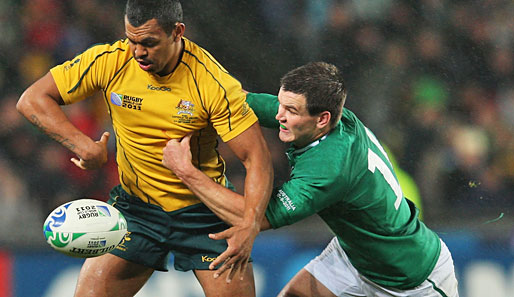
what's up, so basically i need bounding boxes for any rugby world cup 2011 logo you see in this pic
[110,92,123,106]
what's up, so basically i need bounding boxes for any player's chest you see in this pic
[105,71,206,128]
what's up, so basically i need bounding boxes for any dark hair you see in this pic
[125,0,183,35]
[280,62,347,128]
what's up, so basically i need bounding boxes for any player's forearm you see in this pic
[239,142,274,231]
[177,165,246,226]
[17,87,96,159]
[241,162,273,227]
[172,160,273,230]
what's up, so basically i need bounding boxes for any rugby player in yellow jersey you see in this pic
[16,0,273,296]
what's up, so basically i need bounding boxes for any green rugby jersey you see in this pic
[246,93,441,289]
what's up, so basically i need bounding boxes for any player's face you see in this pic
[125,16,184,76]
[275,88,323,148]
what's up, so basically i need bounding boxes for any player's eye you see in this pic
[143,41,158,48]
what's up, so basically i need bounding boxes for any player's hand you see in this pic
[70,132,110,170]
[162,133,194,177]
[208,221,259,283]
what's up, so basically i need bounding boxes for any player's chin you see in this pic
[278,132,293,143]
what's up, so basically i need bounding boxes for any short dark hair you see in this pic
[125,0,183,35]
[280,62,347,128]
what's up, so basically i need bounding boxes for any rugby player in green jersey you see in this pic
[17,0,273,296]
[163,62,459,296]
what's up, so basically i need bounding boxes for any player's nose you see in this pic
[134,44,148,58]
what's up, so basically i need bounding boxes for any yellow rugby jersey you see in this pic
[50,38,257,211]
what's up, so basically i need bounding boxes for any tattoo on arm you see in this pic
[29,114,77,152]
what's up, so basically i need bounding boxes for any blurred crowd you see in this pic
[0,0,512,247]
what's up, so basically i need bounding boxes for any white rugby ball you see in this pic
[43,199,128,258]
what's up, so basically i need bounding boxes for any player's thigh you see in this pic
[302,237,366,297]
[279,268,337,297]
[74,253,154,297]
[194,263,256,297]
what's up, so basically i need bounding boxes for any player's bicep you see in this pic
[33,72,65,105]
[225,122,267,164]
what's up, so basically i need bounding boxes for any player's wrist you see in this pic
[175,163,200,181]
[79,139,105,161]
[241,216,261,232]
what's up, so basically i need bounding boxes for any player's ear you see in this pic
[172,23,185,41]
[317,111,331,129]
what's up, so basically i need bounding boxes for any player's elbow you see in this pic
[16,90,34,118]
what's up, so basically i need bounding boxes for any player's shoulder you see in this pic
[79,39,131,61]
[181,37,229,75]
[321,110,366,159]
[341,108,359,128]
[340,108,370,140]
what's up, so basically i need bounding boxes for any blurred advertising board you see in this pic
[0,232,512,297]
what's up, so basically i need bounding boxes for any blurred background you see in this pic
[0,0,512,296]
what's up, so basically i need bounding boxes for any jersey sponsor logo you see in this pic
[201,255,217,263]
[147,84,171,92]
[277,189,296,211]
[110,92,143,111]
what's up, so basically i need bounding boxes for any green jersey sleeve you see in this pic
[245,93,280,128]
[265,132,349,228]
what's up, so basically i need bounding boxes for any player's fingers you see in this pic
[70,158,86,170]
[213,257,233,278]
[208,228,231,241]
[226,259,243,283]
[239,258,249,280]
[181,132,193,145]
[215,255,241,282]
[210,249,232,270]
[166,138,180,146]
[99,131,110,144]
[225,262,236,283]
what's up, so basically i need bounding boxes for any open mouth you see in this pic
[280,124,288,130]
[137,60,153,71]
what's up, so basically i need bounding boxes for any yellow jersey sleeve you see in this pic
[50,40,132,104]
[204,71,256,142]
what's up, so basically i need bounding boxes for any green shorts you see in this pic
[108,185,230,272]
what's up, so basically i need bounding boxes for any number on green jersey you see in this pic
[365,128,403,210]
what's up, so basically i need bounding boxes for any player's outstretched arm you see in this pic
[16,72,109,170]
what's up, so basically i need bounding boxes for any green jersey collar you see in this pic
[286,134,328,166]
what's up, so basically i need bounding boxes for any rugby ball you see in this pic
[43,199,128,258]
